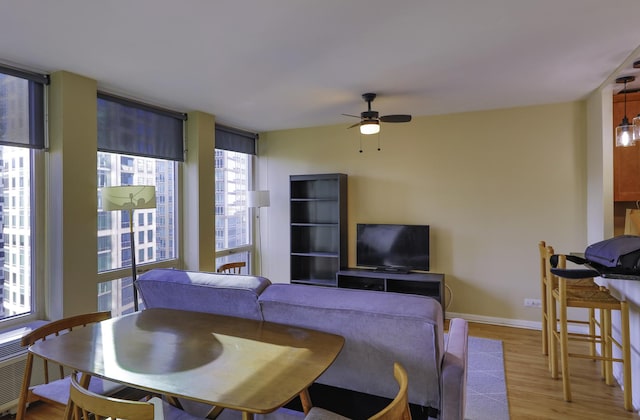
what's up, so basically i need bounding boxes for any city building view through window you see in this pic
[97,153,177,315]
[0,146,32,321]
[215,148,252,272]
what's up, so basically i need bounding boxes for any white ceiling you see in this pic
[2,1,640,133]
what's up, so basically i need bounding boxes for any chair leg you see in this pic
[548,278,557,375]
[604,309,614,386]
[596,309,606,380]
[15,353,34,420]
[559,291,571,402]
[542,281,548,356]
[549,297,559,378]
[620,301,632,412]
[588,308,595,359]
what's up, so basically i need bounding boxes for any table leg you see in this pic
[205,406,225,419]
[165,395,183,409]
[241,412,255,420]
[300,388,313,415]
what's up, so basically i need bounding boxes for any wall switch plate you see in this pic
[524,298,542,308]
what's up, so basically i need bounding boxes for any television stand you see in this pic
[374,266,410,274]
[336,269,445,316]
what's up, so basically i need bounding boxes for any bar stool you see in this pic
[547,248,632,411]
[538,242,599,370]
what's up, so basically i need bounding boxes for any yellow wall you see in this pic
[260,101,588,323]
[48,71,98,317]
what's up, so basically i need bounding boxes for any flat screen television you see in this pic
[356,223,430,272]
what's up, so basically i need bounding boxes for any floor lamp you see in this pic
[247,190,270,275]
[101,185,156,312]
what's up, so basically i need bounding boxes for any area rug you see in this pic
[464,336,510,420]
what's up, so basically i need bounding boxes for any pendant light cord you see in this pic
[624,80,628,122]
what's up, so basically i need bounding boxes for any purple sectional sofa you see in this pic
[136,268,468,420]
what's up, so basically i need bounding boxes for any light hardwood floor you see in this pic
[6,322,639,420]
[469,322,639,419]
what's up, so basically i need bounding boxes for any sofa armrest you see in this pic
[440,318,468,420]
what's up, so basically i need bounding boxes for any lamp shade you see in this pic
[101,186,157,211]
[247,190,270,208]
[616,119,635,147]
[360,120,380,135]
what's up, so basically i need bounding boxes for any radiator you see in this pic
[0,321,48,414]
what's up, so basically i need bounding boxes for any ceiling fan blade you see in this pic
[380,114,412,123]
[347,122,361,129]
[342,113,361,119]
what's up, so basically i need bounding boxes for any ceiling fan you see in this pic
[343,93,412,135]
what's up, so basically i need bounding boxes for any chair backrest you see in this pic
[21,311,112,384]
[16,311,113,420]
[217,261,245,274]
[67,374,154,420]
[545,245,568,288]
[369,362,412,420]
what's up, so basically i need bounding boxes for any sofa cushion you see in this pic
[258,284,444,410]
[136,268,270,320]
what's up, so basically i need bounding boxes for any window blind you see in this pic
[215,124,257,155]
[0,64,48,149]
[97,92,186,161]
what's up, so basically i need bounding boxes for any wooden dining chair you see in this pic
[16,311,124,420]
[217,261,246,274]
[304,362,411,420]
[66,374,203,420]
[546,247,633,411]
[539,242,600,371]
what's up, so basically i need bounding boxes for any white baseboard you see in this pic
[446,311,589,334]
[446,311,541,330]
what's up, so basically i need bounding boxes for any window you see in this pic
[96,92,184,315]
[0,65,47,322]
[214,125,256,272]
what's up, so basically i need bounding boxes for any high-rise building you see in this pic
[215,149,249,253]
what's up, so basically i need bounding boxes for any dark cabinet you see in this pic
[290,174,347,286]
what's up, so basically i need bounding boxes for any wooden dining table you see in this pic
[28,308,345,420]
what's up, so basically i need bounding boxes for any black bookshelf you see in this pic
[290,174,347,286]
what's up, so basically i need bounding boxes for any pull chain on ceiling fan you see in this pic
[343,93,412,135]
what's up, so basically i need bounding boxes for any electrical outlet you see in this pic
[524,298,542,308]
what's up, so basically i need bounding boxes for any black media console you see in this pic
[336,269,445,316]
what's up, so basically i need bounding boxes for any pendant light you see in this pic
[616,76,635,147]
[632,61,640,141]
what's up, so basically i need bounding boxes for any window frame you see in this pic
[95,92,184,301]
[0,64,48,327]
[213,149,256,272]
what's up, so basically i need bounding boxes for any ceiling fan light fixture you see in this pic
[360,120,380,135]
[615,76,636,147]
